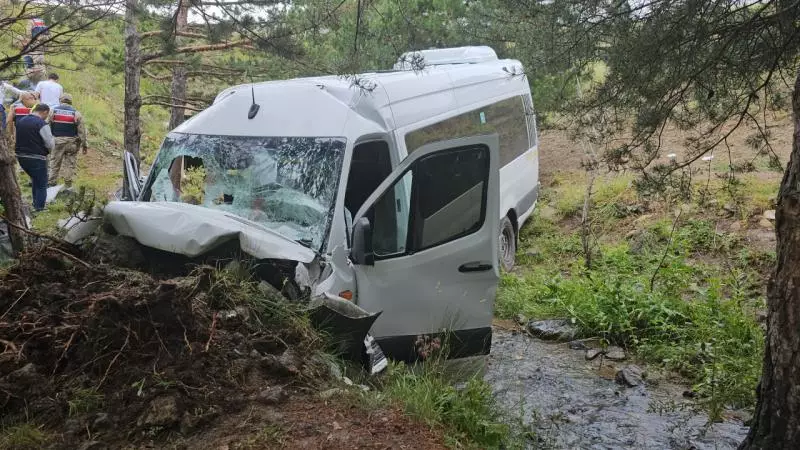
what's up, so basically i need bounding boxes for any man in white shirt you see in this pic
[35,73,63,108]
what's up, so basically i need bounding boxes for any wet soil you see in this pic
[0,245,446,449]
[487,328,749,449]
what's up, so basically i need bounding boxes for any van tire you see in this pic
[499,217,516,272]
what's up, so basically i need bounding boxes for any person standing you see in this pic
[16,104,54,211]
[5,90,37,145]
[48,93,87,186]
[34,73,62,107]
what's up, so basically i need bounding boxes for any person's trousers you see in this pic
[49,137,80,186]
[17,155,48,211]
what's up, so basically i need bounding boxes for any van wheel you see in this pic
[499,217,516,272]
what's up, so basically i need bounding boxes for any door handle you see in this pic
[458,262,493,273]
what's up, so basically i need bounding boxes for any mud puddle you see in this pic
[486,328,749,449]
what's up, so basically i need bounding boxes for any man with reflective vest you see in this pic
[48,93,88,187]
[6,91,38,145]
[16,103,54,212]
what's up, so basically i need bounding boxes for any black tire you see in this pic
[499,217,516,272]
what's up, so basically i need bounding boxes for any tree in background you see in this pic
[0,0,119,253]
[501,0,800,447]
[122,0,350,162]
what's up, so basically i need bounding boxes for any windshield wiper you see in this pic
[295,238,314,249]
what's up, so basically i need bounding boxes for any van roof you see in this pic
[173,48,528,138]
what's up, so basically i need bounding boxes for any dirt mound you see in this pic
[0,245,445,449]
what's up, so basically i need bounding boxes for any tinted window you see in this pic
[405,96,529,166]
[369,145,489,258]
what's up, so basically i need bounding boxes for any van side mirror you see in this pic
[350,217,374,266]
[121,151,142,201]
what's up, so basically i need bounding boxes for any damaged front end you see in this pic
[62,201,387,375]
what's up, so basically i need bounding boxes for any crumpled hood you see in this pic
[104,202,316,263]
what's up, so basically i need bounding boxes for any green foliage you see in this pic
[0,424,48,450]
[500,189,766,418]
[380,362,515,449]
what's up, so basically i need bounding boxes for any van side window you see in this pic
[368,144,489,259]
[345,141,393,244]
[405,96,529,166]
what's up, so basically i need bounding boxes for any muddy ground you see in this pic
[0,245,446,449]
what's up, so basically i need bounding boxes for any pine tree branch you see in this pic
[141,101,205,111]
[140,30,208,39]
[142,39,252,62]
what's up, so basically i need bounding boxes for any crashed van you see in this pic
[109,46,539,362]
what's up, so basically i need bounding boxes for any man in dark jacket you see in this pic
[16,103,54,211]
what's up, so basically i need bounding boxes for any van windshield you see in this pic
[142,132,346,251]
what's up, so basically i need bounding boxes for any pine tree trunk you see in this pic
[0,134,27,254]
[168,0,189,130]
[739,68,800,450]
[124,0,142,161]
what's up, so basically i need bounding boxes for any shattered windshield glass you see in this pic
[142,133,346,251]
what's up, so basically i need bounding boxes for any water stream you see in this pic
[486,328,749,449]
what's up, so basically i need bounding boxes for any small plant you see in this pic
[68,387,105,417]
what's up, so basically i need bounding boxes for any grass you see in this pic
[370,360,529,449]
[68,387,105,417]
[0,424,49,450]
[500,177,768,420]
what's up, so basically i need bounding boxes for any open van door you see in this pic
[350,135,500,361]
[120,151,142,201]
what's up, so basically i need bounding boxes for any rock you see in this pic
[319,388,344,400]
[78,441,107,450]
[4,363,44,387]
[256,386,288,405]
[615,365,644,387]
[524,249,541,258]
[92,413,111,430]
[605,346,627,361]
[722,203,738,215]
[65,418,83,436]
[759,218,774,229]
[764,210,776,221]
[138,395,180,428]
[585,348,604,361]
[729,221,742,232]
[568,340,588,351]
[527,319,577,342]
[262,349,301,376]
[342,376,354,386]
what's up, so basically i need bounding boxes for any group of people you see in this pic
[3,74,89,212]
[1,16,90,213]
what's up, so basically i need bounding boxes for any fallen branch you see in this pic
[48,247,92,269]
[0,288,28,321]
[205,312,219,352]
[0,213,74,248]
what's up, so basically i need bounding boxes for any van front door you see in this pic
[350,135,500,361]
